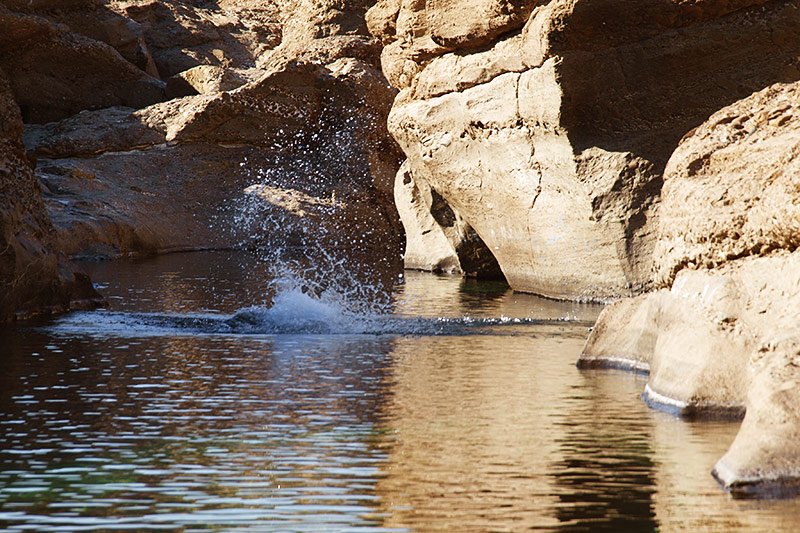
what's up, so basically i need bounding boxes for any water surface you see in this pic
[1,252,798,531]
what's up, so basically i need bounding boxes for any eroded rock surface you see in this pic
[371,0,800,299]
[581,81,800,495]
[0,69,100,321]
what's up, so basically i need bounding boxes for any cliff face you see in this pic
[0,0,404,320]
[371,0,800,496]
[581,81,800,496]
[369,0,800,299]
[0,69,99,321]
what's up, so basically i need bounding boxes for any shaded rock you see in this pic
[0,5,165,123]
[0,68,100,322]
[26,56,403,269]
[372,0,800,300]
[24,106,166,158]
[113,0,282,78]
[395,161,503,277]
[2,0,160,77]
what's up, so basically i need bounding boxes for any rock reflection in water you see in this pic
[2,255,800,531]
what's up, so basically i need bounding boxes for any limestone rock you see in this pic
[25,57,403,269]
[0,68,100,321]
[394,161,503,277]
[372,0,800,299]
[581,80,800,495]
[165,65,251,98]
[714,336,800,498]
[655,82,800,286]
[0,5,165,123]
[1,0,160,77]
[112,0,282,78]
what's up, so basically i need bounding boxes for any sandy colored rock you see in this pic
[24,56,403,268]
[373,0,800,298]
[581,81,800,495]
[394,161,503,277]
[655,82,800,286]
[165,65,251,98]
[714,336,800,497]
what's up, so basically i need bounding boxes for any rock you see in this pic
[165,65,252,98]
[24,56,403,271]
[654,82,800,286]
[0,68,100,322]
[580,81,800,494]
[372,0,800,299]
[0,5,165,123]
[24,106,166,158]
[394,161,503,277]
[112,0,282,78]
[2,0,160,77]
[714,337,800,498]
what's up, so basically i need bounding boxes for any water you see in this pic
[1,251,798,531]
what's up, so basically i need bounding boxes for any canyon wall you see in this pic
[370,0,800,497]
[0,0,404,320]
[581,81,800,496]
[369,0,800,299]
[0,68,99,321]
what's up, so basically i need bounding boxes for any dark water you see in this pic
[1,252,798,531]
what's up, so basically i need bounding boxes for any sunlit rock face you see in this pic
[369,0,800,299]
[581,81,800,496]
[0,68,100,321]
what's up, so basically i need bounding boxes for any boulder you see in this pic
[655,82,800,286]
[394,161,503,277]
[24,58,403,275]
[580,81,800,495]
[371,0,800,298]
[0,5,165,123]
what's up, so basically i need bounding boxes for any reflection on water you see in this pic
[0,252,798,531]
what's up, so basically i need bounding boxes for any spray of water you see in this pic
[205,83,404,320]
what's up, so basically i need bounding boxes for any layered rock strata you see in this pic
[580,81,800,496]
[370,0,800,299]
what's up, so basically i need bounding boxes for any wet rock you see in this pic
[371,0,800,299]
[24,57,402,268]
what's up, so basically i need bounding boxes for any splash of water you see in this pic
[49,292,584,338]
[216,101,402,317]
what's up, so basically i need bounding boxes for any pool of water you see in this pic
[1,251,798,531]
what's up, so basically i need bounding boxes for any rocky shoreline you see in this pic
[367,0,800,496]
[1,0,799,498]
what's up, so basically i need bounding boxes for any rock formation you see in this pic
[581,81,800,496]
[368,0,800,498]
[369,0,800,299]
[0,0,404,321]
[0,68,100,321]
